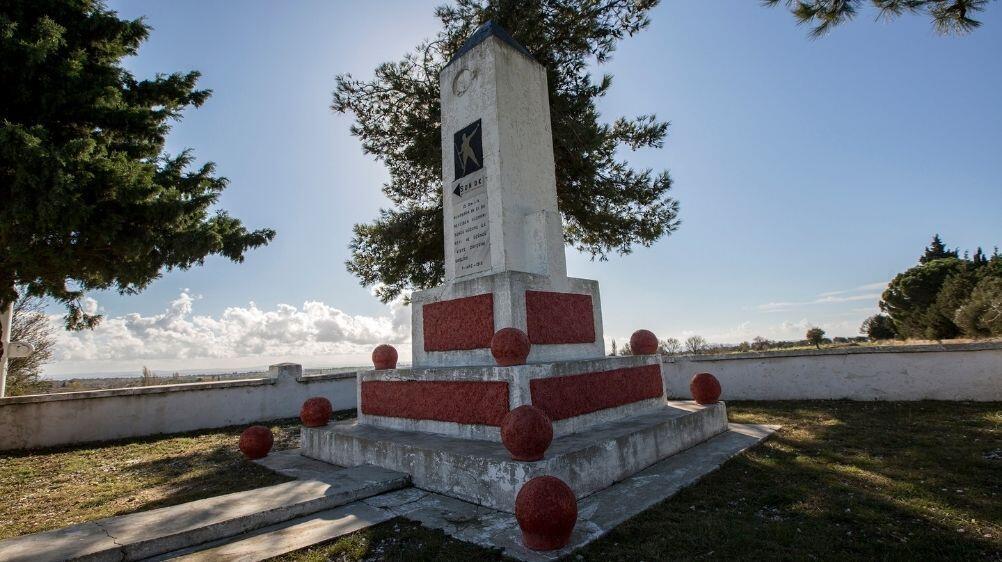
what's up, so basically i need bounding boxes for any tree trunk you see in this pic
[0,284,16,398]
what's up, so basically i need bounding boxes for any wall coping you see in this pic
[0,377,275,405]
[664,341,1002,363]
[297,371,359,383]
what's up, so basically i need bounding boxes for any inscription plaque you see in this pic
[452,179,490,277]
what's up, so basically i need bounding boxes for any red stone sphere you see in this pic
[238,425,274,460]
[515,476,578,551]
[300,396,333,427]
[491,328,531,367]
[690,372,722,404]
[501,405,554,461]
[630,329,659,355]
[372,344,398,370]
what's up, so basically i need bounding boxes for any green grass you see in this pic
[2,403,999,560]
[0,409,355,540]
[578,401,1001,561]
[274,401,1001,561]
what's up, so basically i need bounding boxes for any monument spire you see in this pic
[407,20,605,367]
[439,18,567,284]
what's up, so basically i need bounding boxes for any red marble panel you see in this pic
[529,365,663,420]
[361,380,510,426]
[423,293,494,352]
[524,291,595,345]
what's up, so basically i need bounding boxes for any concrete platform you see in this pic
[302,400,728,512]
[161,423,777,561]
[395,423,778,561]
[0,464,409,562]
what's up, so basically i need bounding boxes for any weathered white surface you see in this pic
[662,343,1002,401]
[358,354,660,440]
[441,31,566,283]
[0,363,356,451]
[0,464,409,562]
[158,502,393,562]
[302,401,727,513]
[350,422,777,562]
[411,271,605,367]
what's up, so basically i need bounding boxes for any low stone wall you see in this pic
[0,364,357,451]
[661,343,1002,401]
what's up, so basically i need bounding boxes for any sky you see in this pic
[43,0,1002,377]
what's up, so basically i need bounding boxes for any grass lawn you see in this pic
[0,410,355,540]
[1,402,999,561]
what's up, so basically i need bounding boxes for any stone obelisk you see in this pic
[411,21,605,367]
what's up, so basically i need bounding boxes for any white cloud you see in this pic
[47,291,411,376]
[755,281,887,311]
[817,281,888,298]
[756,292,883,311]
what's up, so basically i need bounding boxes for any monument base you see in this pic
[411,271,605,368]
[301,400,727,513]
[354,355,663,441]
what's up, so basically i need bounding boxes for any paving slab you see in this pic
[0,464,409,562]
[154,502,393,562]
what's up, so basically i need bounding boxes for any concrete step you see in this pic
[153,501,393,562]
[0,463,410,562]
[302,400,729,512]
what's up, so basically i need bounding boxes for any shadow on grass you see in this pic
[576,400,1001,561]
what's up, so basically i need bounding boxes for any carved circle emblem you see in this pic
[452,68,476,96]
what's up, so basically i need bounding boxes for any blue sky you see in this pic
[46,1,1002,376]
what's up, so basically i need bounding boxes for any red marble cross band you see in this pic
[529,365,663,420]
[422,291,595,352]
[360,380,510,425]
[360,365,662,426]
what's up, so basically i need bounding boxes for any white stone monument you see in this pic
[303,21,727,520]
[410,22,604,367]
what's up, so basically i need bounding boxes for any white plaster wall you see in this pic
[661,344,1002,401]
[0,364,357,451]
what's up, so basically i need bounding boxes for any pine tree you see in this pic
[763,0,992,37]
[335,0,678,302]
[973,247,987,266]
[0,1,274,328]
[919,234,959,264]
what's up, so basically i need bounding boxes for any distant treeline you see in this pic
[863,235,1001,340]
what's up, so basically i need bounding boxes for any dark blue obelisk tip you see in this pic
[446,20,536,67]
